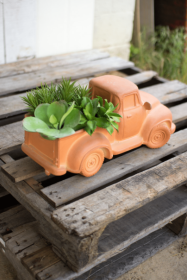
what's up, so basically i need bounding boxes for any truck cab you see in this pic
[90,75,174,154]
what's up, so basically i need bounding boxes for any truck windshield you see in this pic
[92,86,120,111]
[92,86,111,103]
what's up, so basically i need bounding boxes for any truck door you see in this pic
[123,93,146,139]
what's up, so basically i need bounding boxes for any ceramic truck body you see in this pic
[22,75,175,177]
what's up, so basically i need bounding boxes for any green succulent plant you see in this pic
[73,96,122,135]
[21,77,91,114]
[23,101,81,140]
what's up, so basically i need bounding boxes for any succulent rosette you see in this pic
[23,101,81,140]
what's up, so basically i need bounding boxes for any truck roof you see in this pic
[89,75,138,97]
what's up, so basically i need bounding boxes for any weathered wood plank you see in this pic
[170,102,187,124]
[4,186,187,280]
[0,57,134,96]
[1,157,44,183]
[125,70,158,85]
[0,122,24,156]
[0,205,35,235]
[52,151,187,237]
[0,157,96,271]
[167,213,187,235]
[41,129,187,207]
[158,88,187,105]
[22,246,60,277]
[141,80,187,98]
[0,49,109,78]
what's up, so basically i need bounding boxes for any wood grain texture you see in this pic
[0,205,35,235]
[52,151,187,237]
[141,80,187,98]
[125,70,158,85]
[0,57,134,96]
[41,129,187,207]
[3,186,187,280]
[0,121,24,156]
[0,157,100,271]
[158,88,187,105]
[1,157,44,183]
[22,246,60,277]
[170,102,187,123]
[0,49,109,78]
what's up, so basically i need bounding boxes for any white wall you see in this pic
[93,0,136,60]
[36,0,95,57]
[0,0,135,63]
[2,0,36,63]
[0,2,5,64]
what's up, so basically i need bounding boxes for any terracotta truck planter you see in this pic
[22,75,176,177]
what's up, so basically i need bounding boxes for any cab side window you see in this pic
[123,94,135,110]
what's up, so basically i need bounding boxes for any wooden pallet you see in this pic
[1,49,187,278]
[1,189,187,280]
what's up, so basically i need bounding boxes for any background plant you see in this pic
[130,26,187,82]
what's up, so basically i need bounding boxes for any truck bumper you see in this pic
[22,143,67,176]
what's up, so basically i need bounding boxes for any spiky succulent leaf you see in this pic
[79,113,87,124]
[97,96,103,107]
[87,120,97,133]
[83,102,93,120]
[92,98,99,116]
[106,125,114,135]
[95,117,110,128]
[110,121,119,131]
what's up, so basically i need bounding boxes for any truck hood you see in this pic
[139,90,160,108]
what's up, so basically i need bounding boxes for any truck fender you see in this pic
[141,104,172,143]
[66,132,113,173]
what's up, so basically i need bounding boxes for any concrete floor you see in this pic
[1,236,187,280]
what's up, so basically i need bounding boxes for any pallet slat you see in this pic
[141,80,187,98]
[0,49,109,78]
[0,57,134,96]
[0,122,24,156]
[1,157,44,183]
[41,129,187,207]
[170,102,187,123]
[52,151,187,237]
[125,70,158,85]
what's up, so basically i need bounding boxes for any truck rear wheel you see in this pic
[80,149,104,177]
[147,123,170,149]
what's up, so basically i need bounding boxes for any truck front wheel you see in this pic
[147,123,171,149]
[80,149,104,177]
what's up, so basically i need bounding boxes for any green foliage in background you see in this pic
[130,26,187,83]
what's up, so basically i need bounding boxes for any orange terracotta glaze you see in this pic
[22,75,176,177]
